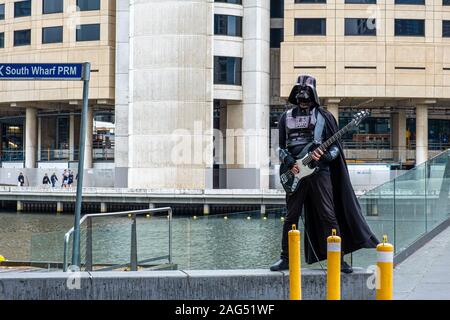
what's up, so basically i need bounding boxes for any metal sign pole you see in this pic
[72,62,91,267]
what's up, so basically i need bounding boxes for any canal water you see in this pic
[0,210,390,270]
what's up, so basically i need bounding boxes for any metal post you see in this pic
[71,62,90,267]
[130,214,138,271]
[85,217,93,271]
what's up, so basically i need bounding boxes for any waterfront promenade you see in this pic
[394,225,450,299]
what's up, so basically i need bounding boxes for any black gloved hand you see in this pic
[279,148,296,169]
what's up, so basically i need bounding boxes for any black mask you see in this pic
[296,86,313,105]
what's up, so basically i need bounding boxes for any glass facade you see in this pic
[0,120,24,162]
[395,0,424,4]
[345,0,376,3]
[395,19,425,36]
[214,56,242,85]
[43,0,64,14]
[0,3,5,20]
[294,18,326,36]
[270,28,284,48]
[443,21,450,38]
[295,0,326,3]
[76,24,100,41]
[345,18,377,36]
[215,0,242,4]
[14,0,31,18]
[77,0,100,11]
[42,26,63,44]
[214,15,242,37]
[14,29,31,46]
[270,0,284,18]
[339,113,391,149]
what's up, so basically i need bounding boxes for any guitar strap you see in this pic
[313,108,325,144]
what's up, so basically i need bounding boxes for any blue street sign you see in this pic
[0,63,84,80]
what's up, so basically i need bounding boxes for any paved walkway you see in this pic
[394,225,450,300]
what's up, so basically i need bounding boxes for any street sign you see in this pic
[0,63,84,80]
[0,62,91,269]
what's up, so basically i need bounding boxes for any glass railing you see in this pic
[353,149,450,267]
[8,150,450,271]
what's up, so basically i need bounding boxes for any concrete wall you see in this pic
[0,269,375,300]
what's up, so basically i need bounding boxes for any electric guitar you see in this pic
[279,110,370,195]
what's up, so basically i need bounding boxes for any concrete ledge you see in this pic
[0,268,375,300]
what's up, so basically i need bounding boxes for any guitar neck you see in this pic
[302,122,354,165]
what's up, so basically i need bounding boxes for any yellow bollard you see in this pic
[288,224,302,300]
[376,235,394,300]
[327,229,341,300]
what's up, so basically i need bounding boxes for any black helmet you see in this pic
[288,74,320,106]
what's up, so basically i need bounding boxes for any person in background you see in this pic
[42,173,51,187]
[68,171,74,189]
[18,172,25,187]
[50,172,58,188]
[62,169,69,188]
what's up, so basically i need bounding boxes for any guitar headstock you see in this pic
[352,109,370,126]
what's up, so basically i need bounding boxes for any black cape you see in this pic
[303,107,379,264]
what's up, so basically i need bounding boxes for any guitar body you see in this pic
[278,109,370,195]
[279,142,319,195]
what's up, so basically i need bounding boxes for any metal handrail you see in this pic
[63,207,173,272]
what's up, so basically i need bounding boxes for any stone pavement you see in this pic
[394,225,450,300]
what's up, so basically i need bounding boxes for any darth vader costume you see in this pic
[270,75,379,272]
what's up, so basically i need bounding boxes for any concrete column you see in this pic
[69,113,75,161]
[326,104,339,124]
[260,204,266,215]
[416,105,428,165]
[226,0,271,190]
[57,202,63,214]
[25,108,37,168]
[100,202,107,213]
[17,201,23,212]
[84,106,94,169]
[203,204,210,216]
[391,110,406,163]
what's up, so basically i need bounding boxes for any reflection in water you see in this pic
[0,211,390,270]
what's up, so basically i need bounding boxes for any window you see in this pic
[77,0,100,11]
[14,29,31,46]
[43,0,64,14]
[0,32,4,48]
[76,24,100,41]
[214,15,242,37]
[294,18,326,36]
[0,4,5,20]
[295,0,326,3]
[395,19,424,36]
[345,18,376,36]
[395,0,424,4]
[271,0,284,18]
[214,56,242,85]
[345,0,376,3]
[42,26,63,44]
[215,0,242,4]
[443,21,450,37]
[14,0,31,18]
[445,0,450,5]
[270,28,284,48]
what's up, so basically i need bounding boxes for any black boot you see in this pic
[270,258,289,271]
[341,261,353,274]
